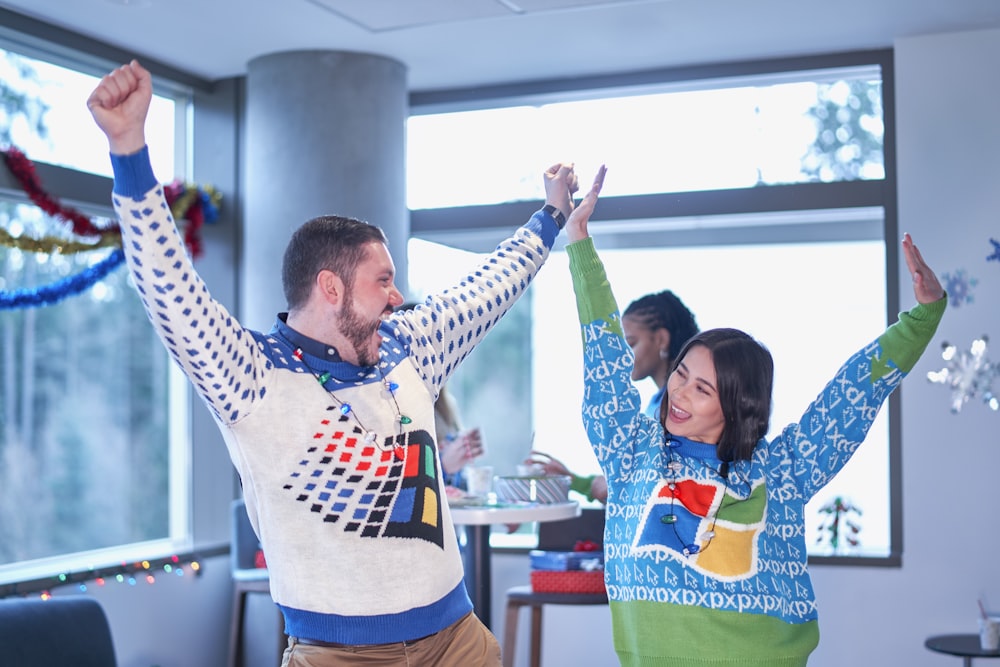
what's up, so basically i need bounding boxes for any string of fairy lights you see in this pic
[0,547,228,599]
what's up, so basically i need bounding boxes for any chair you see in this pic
[0,595,117,667]
[502,507,608,667]
[228,498,286,667]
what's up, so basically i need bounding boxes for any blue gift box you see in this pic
[529,549,604,572]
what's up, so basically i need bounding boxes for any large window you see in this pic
[407,51,899,562]
[0,47,192,584]
[407,64,883,208]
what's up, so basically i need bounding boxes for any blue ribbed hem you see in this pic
[279,581,474,645]
[110,145,158,198]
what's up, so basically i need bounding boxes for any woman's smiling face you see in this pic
[664,344,725,445]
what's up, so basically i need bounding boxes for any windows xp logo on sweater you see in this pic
[285,424,446,549]
[634,477,767,579]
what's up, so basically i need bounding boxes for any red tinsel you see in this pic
[1,146,120,241]
[2,146,215,259]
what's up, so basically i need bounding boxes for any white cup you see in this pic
[465,465,494,498]
[979,617,1000,651]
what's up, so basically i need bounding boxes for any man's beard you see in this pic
[340,289,384,367]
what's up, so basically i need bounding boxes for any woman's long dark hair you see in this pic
[669,328,774,463]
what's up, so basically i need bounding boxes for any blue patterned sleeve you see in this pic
[389,208,557,395]
[111,149,265,426]
[567,238,654,471]
[772,297,945,502]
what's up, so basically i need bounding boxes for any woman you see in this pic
[564,165,946,666]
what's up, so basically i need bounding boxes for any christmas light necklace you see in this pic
[660,437,752,557]
[293,347,412,453]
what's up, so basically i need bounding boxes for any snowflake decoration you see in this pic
[941,269,977,307]
[927,336,1000,413]
[988,238,1000,264]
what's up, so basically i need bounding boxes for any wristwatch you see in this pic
[542,204,566,230]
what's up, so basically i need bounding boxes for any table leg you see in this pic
[463,524,492,629]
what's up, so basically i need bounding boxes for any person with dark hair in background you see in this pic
[526,288,699,503]
[622,289,699,420]
[86,58,604,666]
[563,165,946,666]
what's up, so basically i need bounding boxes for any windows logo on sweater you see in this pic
[285,425,445,548]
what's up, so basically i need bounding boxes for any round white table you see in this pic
[450,500,580,629]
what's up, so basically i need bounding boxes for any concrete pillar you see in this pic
[242,50,408,331]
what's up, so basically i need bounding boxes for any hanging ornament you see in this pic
[926,336,1000,413]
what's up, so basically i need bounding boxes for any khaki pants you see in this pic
[281,612,501,667]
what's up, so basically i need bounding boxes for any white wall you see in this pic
[49,553,232,667]
[807,26,1000,667]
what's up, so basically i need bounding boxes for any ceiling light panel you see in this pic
[512,0,655,10]
[308,0,514,31]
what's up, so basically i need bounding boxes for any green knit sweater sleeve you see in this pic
[570,473,597,501]
[567,237,619,332]
[878,295,947,375]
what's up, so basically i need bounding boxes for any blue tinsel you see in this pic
[0,248,126,310]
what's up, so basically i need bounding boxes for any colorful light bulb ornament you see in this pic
[926,336,1000,413]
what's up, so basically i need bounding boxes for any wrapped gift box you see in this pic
[530,570,607,594]
[529,549,604,572]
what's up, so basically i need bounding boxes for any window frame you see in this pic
[407,48,902,567]
[0,35,210,588]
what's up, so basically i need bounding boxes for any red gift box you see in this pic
[530,570,606,594]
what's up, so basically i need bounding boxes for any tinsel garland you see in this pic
[165,179,221,259]
[1,145,220,258]
[0,226,121,254]
[1,145,120,241]
[0,248,126,310]
[1,145,221,310]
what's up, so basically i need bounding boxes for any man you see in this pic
[87,59,595,666]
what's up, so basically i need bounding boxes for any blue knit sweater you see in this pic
[568,237,944,667]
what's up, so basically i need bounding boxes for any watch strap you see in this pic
[542,204,566,230]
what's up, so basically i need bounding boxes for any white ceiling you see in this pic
[1,0,999,91]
